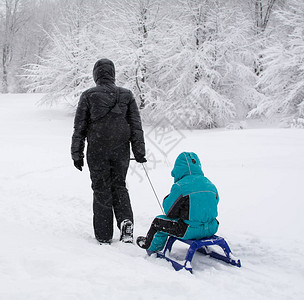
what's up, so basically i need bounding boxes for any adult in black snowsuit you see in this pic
[71,59,146,244]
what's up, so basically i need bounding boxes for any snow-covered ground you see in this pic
[1,94,304,300]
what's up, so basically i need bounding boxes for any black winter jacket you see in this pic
[71,59,145,162]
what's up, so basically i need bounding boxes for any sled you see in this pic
[146,235,241,273]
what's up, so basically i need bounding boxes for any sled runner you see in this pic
[147,235,241,273]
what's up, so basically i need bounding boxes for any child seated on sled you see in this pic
[136,152,219,252]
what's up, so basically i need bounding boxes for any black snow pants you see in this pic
[87,142,133,241]
[143,217,188,251]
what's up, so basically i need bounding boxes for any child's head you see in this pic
[171,152,203,182]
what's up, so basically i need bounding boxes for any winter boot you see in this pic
[96,238,111,245]
[136,236,148,249]
[120,219,133,243]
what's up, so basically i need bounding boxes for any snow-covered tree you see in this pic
[104,0,162,110]
[253,0,277,34]
[248,1,304,127]
[251,0,277,76]
[143,0,263,128]
[16,0,303,129]
[23,0,107,107]
[0,0,31,92]
[141,0,228,128]
[14,0,60,92]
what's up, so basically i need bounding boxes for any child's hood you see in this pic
[171,152,204,183]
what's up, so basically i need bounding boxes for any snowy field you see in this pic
[1,94,304,300]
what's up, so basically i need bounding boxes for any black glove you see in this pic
[135,156,147,163]
[74,159,84,171]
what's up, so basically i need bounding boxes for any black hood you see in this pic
[93,59,115,84]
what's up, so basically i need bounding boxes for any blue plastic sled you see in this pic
[147,235,241,273]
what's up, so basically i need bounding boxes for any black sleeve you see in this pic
[126,92,146,160]
[163,184,190,219]
[71,93,89,161]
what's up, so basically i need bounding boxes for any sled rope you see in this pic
[141,163,165,214]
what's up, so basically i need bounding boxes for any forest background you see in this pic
[0,0,303,129]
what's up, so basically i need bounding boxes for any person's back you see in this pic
[72,59,145,161]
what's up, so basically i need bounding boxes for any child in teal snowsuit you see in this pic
[136,152,219,252]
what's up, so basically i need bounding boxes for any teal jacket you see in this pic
[163,152,219,239]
